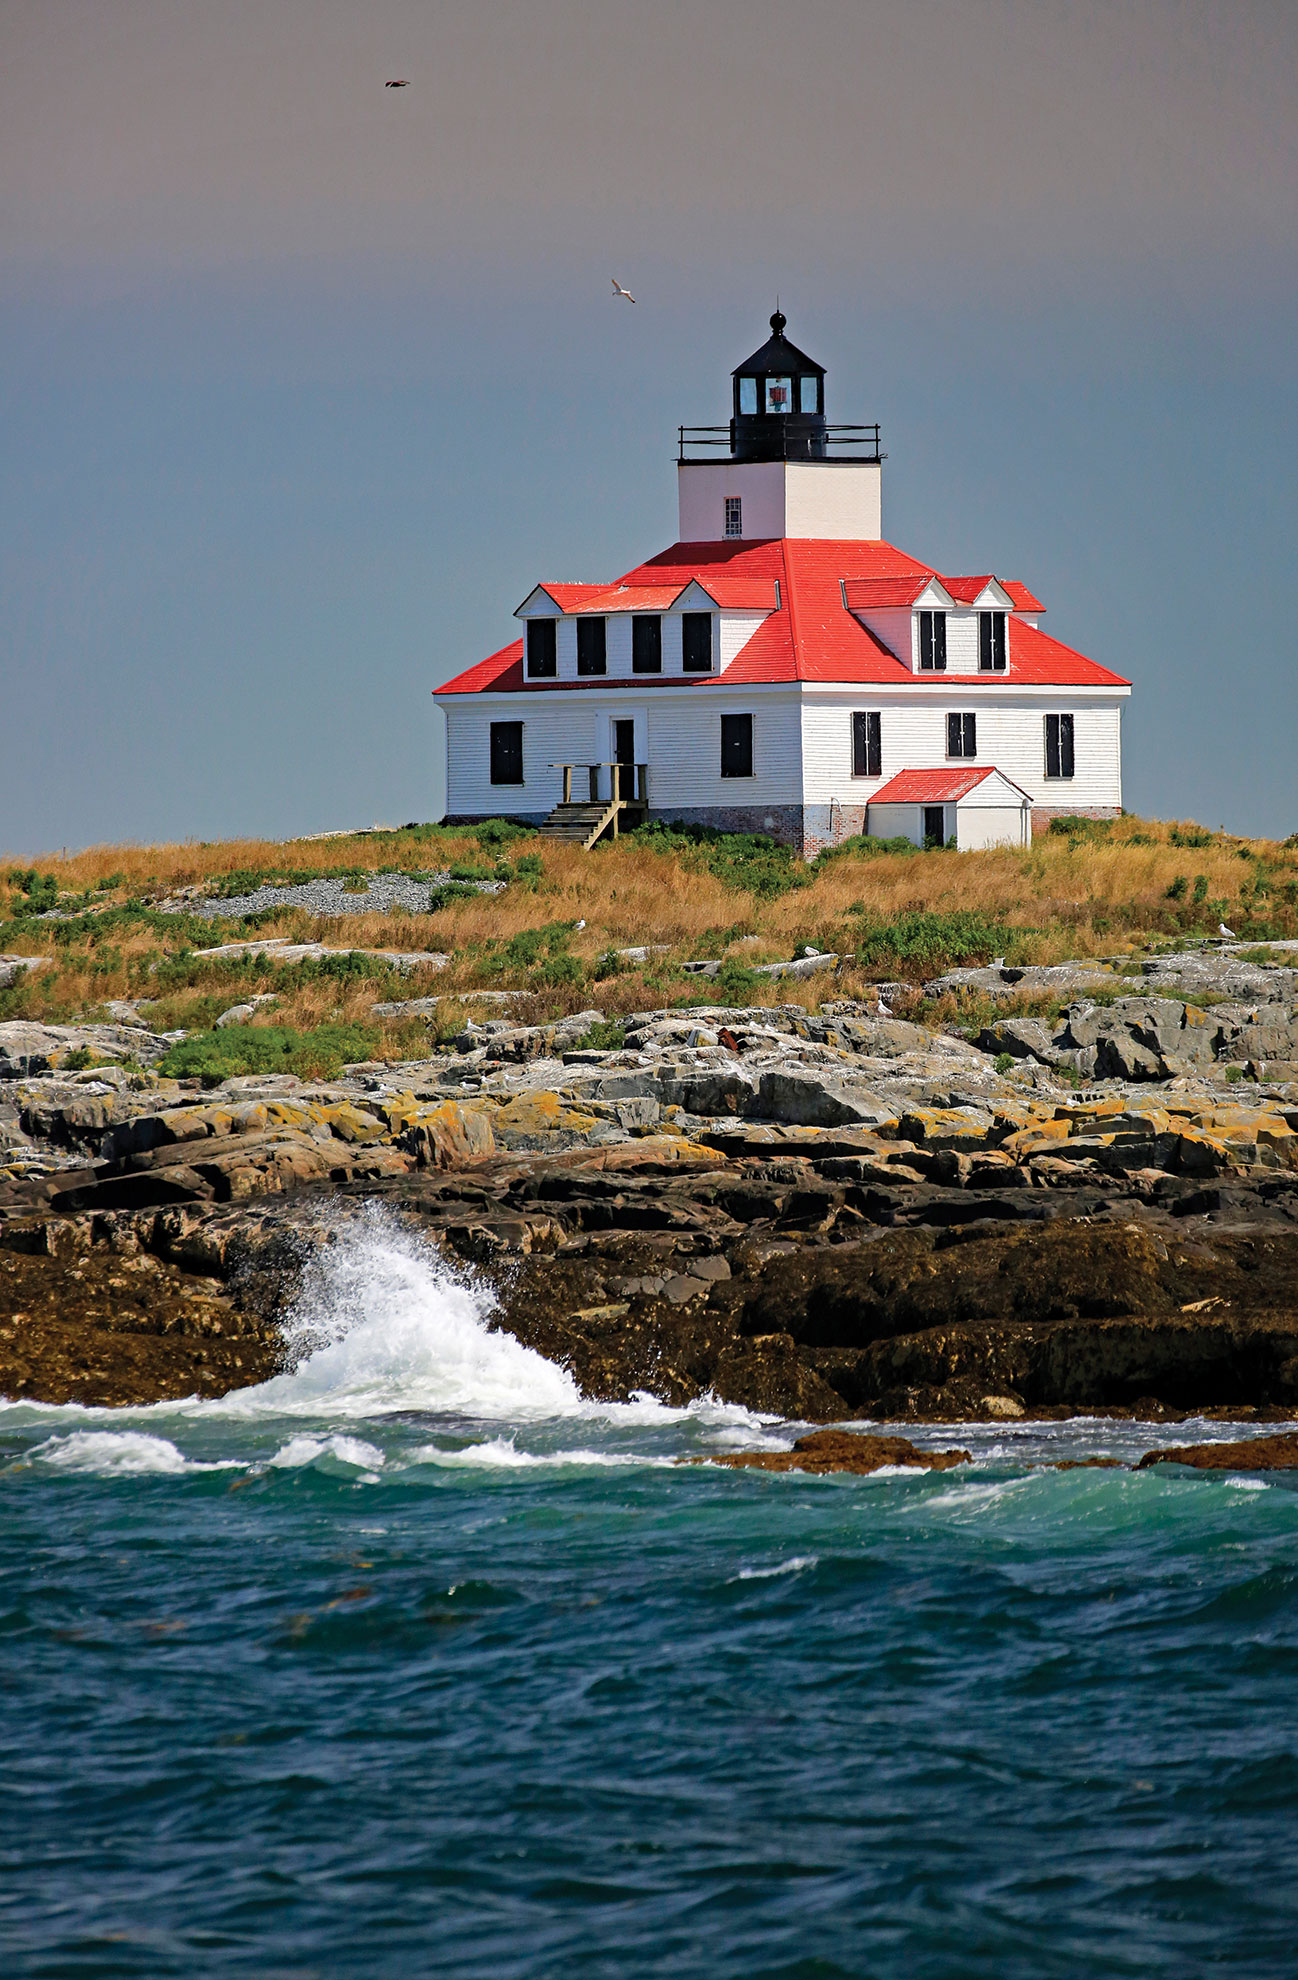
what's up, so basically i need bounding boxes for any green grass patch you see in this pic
[158,1022,379,1089]
[847,908,1022,978]
[573,1018,627,1052]
[630,821,811,900]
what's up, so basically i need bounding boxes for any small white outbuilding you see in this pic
[867,767,1033,851]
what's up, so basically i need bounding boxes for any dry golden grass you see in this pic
[3,814,1295,1054]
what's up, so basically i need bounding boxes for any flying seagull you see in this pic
[611,278,636,303]
[1219,921,1236,940]
[385,78,410,87]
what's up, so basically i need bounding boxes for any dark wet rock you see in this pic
[705,1430,971,1474]
[1136,1432,1298,1472]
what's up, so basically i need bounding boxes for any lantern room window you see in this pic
[799,375,819,413]
[738,377,758,415]
[764,376,792,414]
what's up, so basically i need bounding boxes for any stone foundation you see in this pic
[1030,805,1122,836]
[646,804,869,859]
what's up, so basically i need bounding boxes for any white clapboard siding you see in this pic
[646,692,804,807]
[444,701,604,816]
[799,694,1123,810]
[853,608,914,667]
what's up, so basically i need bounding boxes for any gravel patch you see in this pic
[164,873,505,920]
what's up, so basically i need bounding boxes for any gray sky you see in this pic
[2,0,1296,847]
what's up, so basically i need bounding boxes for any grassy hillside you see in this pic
[3,814,1296,1075]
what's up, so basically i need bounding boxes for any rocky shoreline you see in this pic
[3,944,1297,1428]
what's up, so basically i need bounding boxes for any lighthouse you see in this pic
[435,312,1129,857]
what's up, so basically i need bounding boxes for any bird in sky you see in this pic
[611,278,636,303]
[385,78,410,87]
[1219,921,1237,939]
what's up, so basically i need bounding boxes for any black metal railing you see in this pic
[677,423,884,464]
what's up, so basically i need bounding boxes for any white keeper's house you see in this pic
[435,312,1129,856]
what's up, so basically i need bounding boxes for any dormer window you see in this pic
[919,610,947,672]
[979,611,1007,672]
[632,615,662,674]
[526,619,557,679]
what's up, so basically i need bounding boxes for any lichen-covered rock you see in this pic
[707,1430,971,1474]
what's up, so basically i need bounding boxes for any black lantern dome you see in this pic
[730,310,827,462]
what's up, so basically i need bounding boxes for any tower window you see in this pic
[490,721,523,785]
[576,617,606,676]
[764,376,791,413]
[632,615,662,674]
[947,713,976,759]
[682,612,713,673]
[919,611,947,672]
[721,713,753,778]
[799,375,819,414]
[979,611,1007,671]
[1045,713,1075,779]
[724,496,743,538]
[738,377,758,416]
[525,619,557,679]
[851,711,881,778]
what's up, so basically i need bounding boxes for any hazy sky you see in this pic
[2,0,1295,851]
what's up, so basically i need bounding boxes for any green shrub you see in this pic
[159,1022,378,1090]
[1171,826,1215,849]
[502,922,573,969]
[536,954,585,988]
[817,833,918,862]
[1192,875,1209,904]
[713,957,762,1003]
[1164,876,1188,900]
[574,1018,626,1052]
[631,820,810,899]
[1049,816,1111,840]
[593,949,626,979]
[425,882,488,915]
[848,908,1019,979]
[472,818,531,848]
[510,852,545,886]
[994,1052,1015,1074]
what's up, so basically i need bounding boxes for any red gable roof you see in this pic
[436,538,1122,695]
[1002,580,1045,613]
[873,767,1013,803]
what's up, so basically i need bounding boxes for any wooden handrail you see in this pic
[547,761,649,804]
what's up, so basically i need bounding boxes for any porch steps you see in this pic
[537,800,623,850]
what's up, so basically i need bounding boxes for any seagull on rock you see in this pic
[1219,921,1237,940]
[574,918,586,932]
[877,994,893,1018]
[611,278,636,302]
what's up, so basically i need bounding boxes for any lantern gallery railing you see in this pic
[677,423,884,463]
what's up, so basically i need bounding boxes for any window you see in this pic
[979,611,1007,672]
[851,710,881,778]
[490,721,523,785]
[720,713,753,778]
[724,496,743,538]
[631,615,662,674]
[525,619,556,679]
[576,617,606,676]
[764,376,791,414]
[738,376,758,415]
[682,612,713,673]
[1045,712,1075,779]
[799,375,819,414]
[919,610,947,672]
[947,712,976,758]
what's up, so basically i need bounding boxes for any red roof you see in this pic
[436,538,1122,695]
[872,767,1024,803]
[842,575,937,610]
[1002,580,1045,613]
[941,575,997,604]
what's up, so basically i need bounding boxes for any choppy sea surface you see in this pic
[3,1209,1296,1979]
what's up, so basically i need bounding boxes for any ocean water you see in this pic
[3,1208,1297,1979]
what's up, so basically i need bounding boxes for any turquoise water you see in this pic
[3,1210,1297,1978]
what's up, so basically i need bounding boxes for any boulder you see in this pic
[400,1102,495,1168]
[976,1017,1060,1064]
[1137,1433,1298,1472]
[707,1429,971,1474]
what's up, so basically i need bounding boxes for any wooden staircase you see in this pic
[539,763,649,851]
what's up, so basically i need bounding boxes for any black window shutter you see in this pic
[490,721,524,785]
[934,614,947,671]
[852,711,867,776]
[682,612,712,672]
[576,617,606,675]
[526,619,557,678]
[1060,712,1074,778]
[994,614,1006,669]
[1045,714,1060,778]
[721,713,753,778]
[947,712,961,756]
[979,612,992,670]
[964,713,976,757]
[920,612,932,669]
[632,616,662,673]
[867,711,881,777]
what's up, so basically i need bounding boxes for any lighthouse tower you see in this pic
[676,310,884,543]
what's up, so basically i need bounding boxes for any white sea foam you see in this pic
[730,1555,818,1581]
[267,1433,386,1473]
[404,1436,676,1470]
[209,1206,583,1422]
[26,1431,238,1476]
